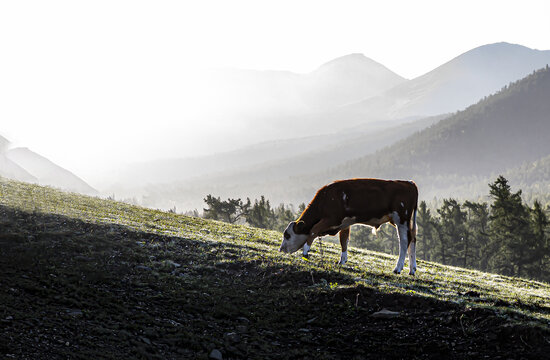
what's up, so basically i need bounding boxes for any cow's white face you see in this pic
[279,221,308,254]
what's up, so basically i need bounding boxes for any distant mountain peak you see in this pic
[313,53,404,78]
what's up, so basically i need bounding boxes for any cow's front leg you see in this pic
[393,222,409,274]
[338,228,350,264]
[302,242,311,259]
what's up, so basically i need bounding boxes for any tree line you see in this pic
[203,176,550,282]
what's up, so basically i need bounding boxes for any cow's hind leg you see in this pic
[407,227,417,276]
[393,212,408,274]
[338,228,350,265]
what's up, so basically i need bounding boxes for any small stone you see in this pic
[224,332,241,343]
[209,349,223,360]
[371,309,400,319]
[66,309,83,317]
[235,325,248,333]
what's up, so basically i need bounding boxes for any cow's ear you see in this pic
[294,220,305,234]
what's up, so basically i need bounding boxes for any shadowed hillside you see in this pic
[1,178,549,359]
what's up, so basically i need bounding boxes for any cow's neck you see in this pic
[297,206,320,235]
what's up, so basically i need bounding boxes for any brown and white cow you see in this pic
[279,179,418,275]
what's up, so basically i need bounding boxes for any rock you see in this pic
[464,290,480,298]
[371,309,400,319]
[224,332,241,343]
[209,349,223,360]
[235,325,248,333]
[65,309,83,317]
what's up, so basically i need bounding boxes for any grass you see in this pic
[0,177,549,359]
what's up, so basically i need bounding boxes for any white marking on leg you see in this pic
[303,243,311,256]
[391,211,408,274]
[339,250,348,265]
[400,202,404,207]
[408,241,417,276]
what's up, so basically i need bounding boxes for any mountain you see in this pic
[334,64,550,198]
[0,154,38,183]
[0,134,9,153]
[199,53,407,143]
[139,65,550,210]
[342,42,550,119]
[113,115,445,210]
[301,53,406,109]
[0,135,38,183]
[5,147,98,195]
[109,116,422,188]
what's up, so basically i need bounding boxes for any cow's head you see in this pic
[279,221,308,253]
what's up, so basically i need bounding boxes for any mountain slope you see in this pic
[0,135,38,182]
[301,53,406,109]
[343,42,550,119]
[1,178,549,358]
[131,115,446,210]
[333,65,550,197]
[5,147,97,195]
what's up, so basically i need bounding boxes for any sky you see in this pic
[1,0,550,185]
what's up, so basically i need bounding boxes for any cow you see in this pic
[279,179,418,275]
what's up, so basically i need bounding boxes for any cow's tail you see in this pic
[411,203,418,233]
[408,180,418,235]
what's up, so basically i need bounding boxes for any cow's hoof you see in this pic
[409,268,417,276]
[393,268,401,274]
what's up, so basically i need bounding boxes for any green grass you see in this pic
[1,178,549,359]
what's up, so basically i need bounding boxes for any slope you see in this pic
[1,178,549,359]
[0,135,38,183]
[6,147,97,195]
[330,65,550,198]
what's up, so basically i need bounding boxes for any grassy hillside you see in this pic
[1,178,549,359]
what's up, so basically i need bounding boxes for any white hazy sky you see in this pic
[1,0,550,185]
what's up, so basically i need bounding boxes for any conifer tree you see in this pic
[488,176,533,277]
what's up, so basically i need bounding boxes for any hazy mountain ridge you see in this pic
[0,135,97,195]
[0,135,38,183]
[331,64,550,199]
[140,115,447,210]
[6,148,98,195]
[111,44,550,211]
[341,42,550,119]
[137,65,550,210]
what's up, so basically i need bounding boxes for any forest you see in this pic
[203,176,550,283]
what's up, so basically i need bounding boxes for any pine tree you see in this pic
[437,199,467,266]
[528,201,550,279]
[463,201,489,270]
[246,196,276,229]
[417,201,437,261]
[203,195,250,224]
[488,176,533,277]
